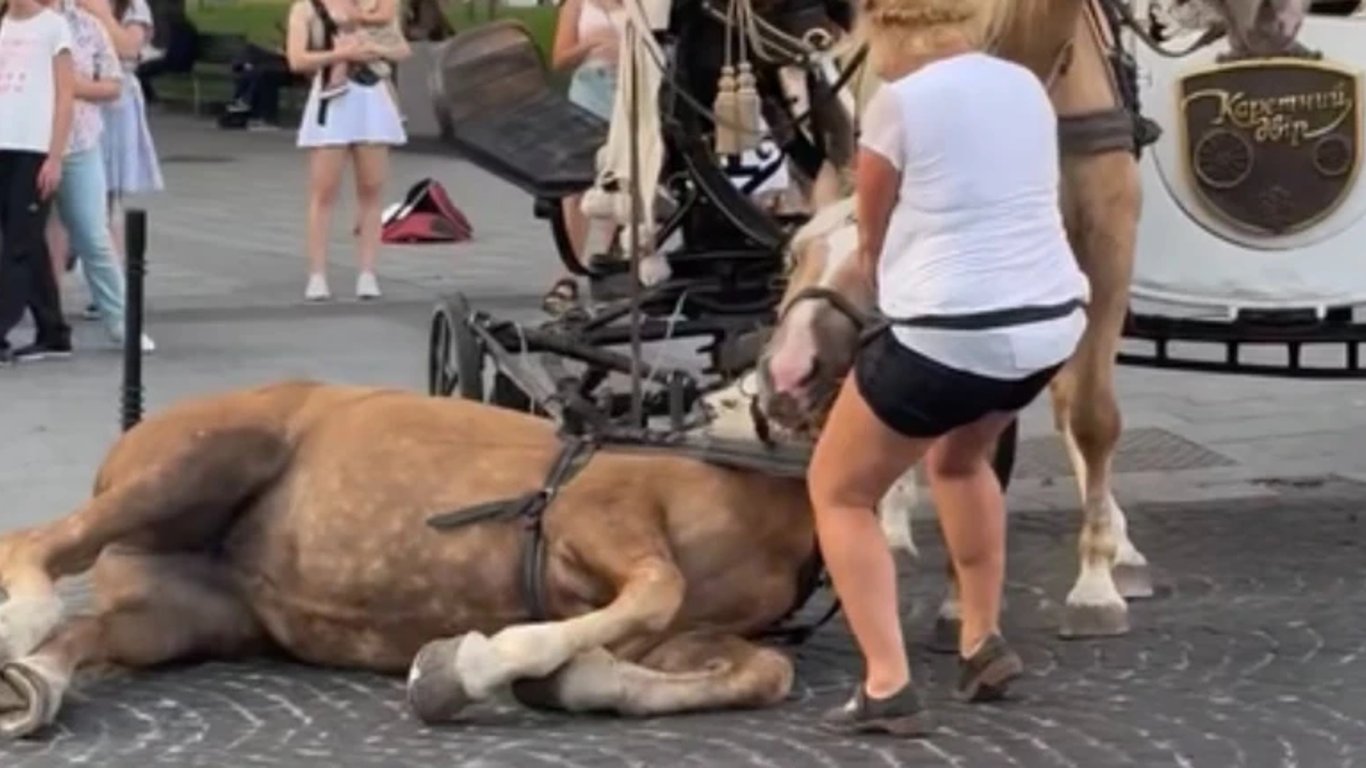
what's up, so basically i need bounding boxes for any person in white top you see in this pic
[805,0,1088,737]
[542,0,621,316]
[286,0,409,302]
[0,0,75,364]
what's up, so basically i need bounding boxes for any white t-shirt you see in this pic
[859,52,1090,380]
[0,8,74,154]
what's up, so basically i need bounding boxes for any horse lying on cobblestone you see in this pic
[0,380,826,739]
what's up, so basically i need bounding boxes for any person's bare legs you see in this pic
[562,193,588,265]
[106,195,125,267]
[923,410,1017,658]
[350,143,388,298]
[46,213,69,286]
[304,147,348,300]
[808,376,934,699]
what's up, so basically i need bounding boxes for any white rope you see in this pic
[641,288,691,385]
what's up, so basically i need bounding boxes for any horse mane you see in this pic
[846,0,1088,113]
[987,0,1089,81]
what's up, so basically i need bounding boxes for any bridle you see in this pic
[777,285,873,335]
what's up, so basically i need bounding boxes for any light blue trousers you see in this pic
[56,147,127,335]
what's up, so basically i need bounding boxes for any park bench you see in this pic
[188,29,308,117]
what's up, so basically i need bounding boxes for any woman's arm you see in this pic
[551,0,602,72]
[75,74,122,101]
[855,148,898,288]
[852,87,904,290]
[40,51,76,198]
[79,0,149,61]
[285,1,356,73]
[78,21,125,102]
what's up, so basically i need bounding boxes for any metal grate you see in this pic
[1013,427,1238,479]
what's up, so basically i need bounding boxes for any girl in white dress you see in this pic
[286,0,408,301]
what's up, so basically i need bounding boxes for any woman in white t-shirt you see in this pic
[0,0,75,363]
[806,0,1088,737]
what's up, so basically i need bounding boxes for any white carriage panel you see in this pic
[1133,15,1366,310]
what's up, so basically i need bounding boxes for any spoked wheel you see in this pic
[427,293,485,401]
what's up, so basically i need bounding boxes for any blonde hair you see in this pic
[856,0,1010,72]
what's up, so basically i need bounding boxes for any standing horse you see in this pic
[755,0,1312,638]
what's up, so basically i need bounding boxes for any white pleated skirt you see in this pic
[296,80,407,148]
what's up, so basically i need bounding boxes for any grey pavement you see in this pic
[1,114,1365,766]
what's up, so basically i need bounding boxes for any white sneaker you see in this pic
[305,274,331,301]
[107,327,157,354]
[356,272,381,300]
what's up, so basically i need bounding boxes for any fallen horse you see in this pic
[0,380,846,738]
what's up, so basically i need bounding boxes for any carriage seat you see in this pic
[429,20,606,199]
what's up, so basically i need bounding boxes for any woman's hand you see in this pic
[583,28,619,63]
[37,157,63,200]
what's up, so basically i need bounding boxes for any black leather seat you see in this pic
[430,21,605,199]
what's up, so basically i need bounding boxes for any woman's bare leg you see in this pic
[304,147,348,298]
[350,143,389,279]
[562,193,588,266]
[106,195,125,267]
[923,411,1017,657]
[45,214,69,286]
[807,376,933,699]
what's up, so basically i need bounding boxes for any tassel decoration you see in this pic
[735,61,760,153]
[713,65,739,156]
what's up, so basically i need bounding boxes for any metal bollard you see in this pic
[120,208,147,432]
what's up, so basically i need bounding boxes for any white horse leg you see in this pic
[1062,426,1152,599]
[406,556,685,723]
[1057,408,1130,638]
[877,466,920,558]
[510,634,793,716]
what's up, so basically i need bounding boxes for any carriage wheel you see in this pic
[427,294,486,401]
[991,417,1019,492]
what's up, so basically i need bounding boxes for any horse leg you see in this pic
[1054,148,1146,638]
[877,466,919,558]
[1057,394,1152,600]
[0,422,289,662]
[509,632,793,716]
[406,512,686,723]
[0,551,265,739]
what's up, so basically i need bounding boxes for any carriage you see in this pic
[1122,5,1366,377]
[420,1,1366,487]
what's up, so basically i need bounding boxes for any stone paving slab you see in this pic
[3,480,1365,767]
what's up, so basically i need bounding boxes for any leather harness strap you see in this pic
[427,435,599,622]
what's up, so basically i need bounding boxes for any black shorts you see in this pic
[854,328,1061,439]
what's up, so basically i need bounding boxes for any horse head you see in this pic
[754,197,869,436]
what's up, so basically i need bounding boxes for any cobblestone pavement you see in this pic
[4,116,1366,767]
[3,480,1365,767]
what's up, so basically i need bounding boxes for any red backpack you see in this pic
[381,178,474,244]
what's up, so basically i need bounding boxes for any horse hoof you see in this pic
[407,636,474,724]
[1058,602,1130,639]
[1114,562,1155,600]
[926,616,959,655]
[0,596,63,663]
[0,661,57,740]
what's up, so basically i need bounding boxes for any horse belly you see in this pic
[222,402,560,672]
